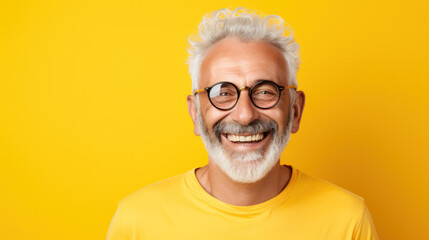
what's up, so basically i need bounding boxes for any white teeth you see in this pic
[226,133,265,143]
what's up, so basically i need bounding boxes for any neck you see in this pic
[195,160,291,206]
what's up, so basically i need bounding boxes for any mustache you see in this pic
[213,119,278,139]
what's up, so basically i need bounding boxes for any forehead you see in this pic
[199,37,288,87]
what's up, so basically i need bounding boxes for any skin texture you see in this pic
[187,37,305,206]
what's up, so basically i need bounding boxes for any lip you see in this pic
[220,131,272,152]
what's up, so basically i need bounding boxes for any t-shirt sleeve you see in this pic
[106,203,130,240]
[352,201,379,240]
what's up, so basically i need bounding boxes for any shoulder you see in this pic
[106,171,192,238]
[116,171,189,217]
[288,168,378,239]
[293,169,367,216]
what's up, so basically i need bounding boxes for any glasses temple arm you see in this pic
[193,89,206,95]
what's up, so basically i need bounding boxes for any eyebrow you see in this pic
[208,79,279,88]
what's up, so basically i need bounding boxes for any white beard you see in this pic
[196,100,294,183]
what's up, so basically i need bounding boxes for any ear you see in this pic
[291,91,305,134]
[187,95,200,136]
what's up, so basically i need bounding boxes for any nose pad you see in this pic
[230,89,259,126]
[239,86,250,92]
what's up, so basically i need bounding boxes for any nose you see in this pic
[229,91,260,126]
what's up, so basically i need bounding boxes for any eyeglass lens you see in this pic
[209,82,281,110]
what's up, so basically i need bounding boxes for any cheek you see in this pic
[201,106,230,131]
[266,106,290,132]
[277,95,290,110]
[278,96,292,117]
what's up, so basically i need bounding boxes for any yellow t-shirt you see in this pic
[106,165,378,240]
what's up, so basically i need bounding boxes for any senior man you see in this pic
[107,7,378,240]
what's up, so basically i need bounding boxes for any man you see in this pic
[107,7,378,239]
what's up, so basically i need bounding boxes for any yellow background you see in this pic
[1,0,427,239]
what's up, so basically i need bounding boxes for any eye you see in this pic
[255,90,275,95]
[217,88,237,97]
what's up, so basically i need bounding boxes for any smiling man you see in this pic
[107,8,378,240]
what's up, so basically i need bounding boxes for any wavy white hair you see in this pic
[187,7,301,91]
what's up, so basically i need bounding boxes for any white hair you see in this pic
[187,7,302,91]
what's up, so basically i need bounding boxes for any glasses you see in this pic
[193,80,297,110]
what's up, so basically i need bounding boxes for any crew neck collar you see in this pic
[185,164,300,214]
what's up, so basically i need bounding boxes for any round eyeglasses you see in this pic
[193,80,297,110]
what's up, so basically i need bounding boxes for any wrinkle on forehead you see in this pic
[199,38,288,87]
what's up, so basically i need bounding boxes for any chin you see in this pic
[211,141,285,183]
[202,128,290,183]
[219,155,279,184]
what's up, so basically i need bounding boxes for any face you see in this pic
[187,37,305,183]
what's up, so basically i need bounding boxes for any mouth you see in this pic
[223,131,270,143]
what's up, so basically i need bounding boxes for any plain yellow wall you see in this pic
[1,0,428,239]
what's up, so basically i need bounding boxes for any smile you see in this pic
[225,132,269,143]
